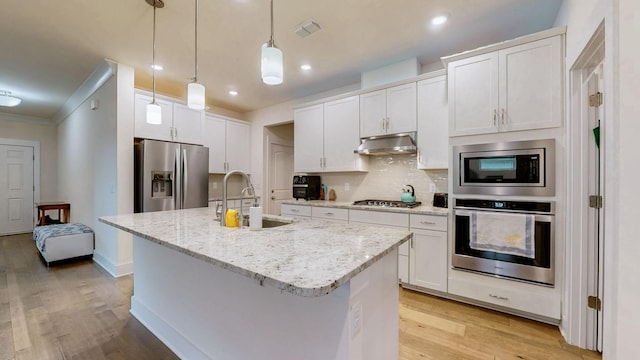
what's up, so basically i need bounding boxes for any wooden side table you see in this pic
[36,202,70,226]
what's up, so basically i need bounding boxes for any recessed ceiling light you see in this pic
[228,90,238,96]
[300,64,312,71]
[151,64,163,71]
[431,15,449,26]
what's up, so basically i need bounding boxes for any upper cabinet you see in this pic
[360,82,417,137]
[417,74,448,169]
[447,35,562,136]
[294,96,367,173]
[134,91,205,145]
[203,115,251,174]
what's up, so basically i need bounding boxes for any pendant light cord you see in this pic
[194,0,199,82]
[152,2,157,104]
[269,0,275,46]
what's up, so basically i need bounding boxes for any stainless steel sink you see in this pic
[240,215,293,228]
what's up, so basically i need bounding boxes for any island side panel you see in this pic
[129,235,399,360]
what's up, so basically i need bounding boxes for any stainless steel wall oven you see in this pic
[452,198,555,285]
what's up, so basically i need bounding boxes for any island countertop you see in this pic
[99,207,412,297]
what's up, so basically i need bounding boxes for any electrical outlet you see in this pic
[429,183,436,193]
[344,183,350,191]
[351,302,362,338]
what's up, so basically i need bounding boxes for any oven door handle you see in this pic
[454,208,554,222]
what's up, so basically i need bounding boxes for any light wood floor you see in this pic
[1,232,601,360]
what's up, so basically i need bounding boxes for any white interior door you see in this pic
[0,144,34,235]
[268,143,293,215]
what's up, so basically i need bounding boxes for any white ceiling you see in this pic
[0,0,562,120]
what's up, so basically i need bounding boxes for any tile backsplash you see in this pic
[318,154,448,204]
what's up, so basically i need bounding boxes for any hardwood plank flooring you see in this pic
[1,232,601,359]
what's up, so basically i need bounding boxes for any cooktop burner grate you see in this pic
[352,199,422,208]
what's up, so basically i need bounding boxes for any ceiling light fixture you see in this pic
[261,0,283,85]
[431,14,449,26]
[187,0,205,109]
[145,0,164,125]
[300,64,312,71]
[228,90,238,96]
[0,90,22,107]
[150,64,163,71]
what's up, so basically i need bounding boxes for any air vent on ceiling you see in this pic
[294,19,322,38]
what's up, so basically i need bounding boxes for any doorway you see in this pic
[567,22,605,352]
[264,123,294,215]
[0,138,40,235]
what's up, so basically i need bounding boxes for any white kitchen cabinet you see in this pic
[281,204,311,219]
[294,97,366,173]
[134,93,174,142]
[203,115,251,174]
[311,206,348,223]
[360,82,416,137]
[417,75,448,169]
[294,104,324,173]
[134,91,204,145]
[349,209,410,284]
[448,35,562,136]
[408,214,448,293]
[172,103,205,145]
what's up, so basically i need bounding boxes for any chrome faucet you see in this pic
[239,185,255,228]
[221,170,254,227]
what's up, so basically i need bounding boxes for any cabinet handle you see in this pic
[386,117,390,131]
[175,127,178,138]
[489,293,509,301]
[323,157,326,168]
[493,110,498,126]
[501,109,505,125]
[410,235,414,248]
[381,118,386,132]
[291,209,299,213]
[420,221,436,225]
[325,212,334,216]
[320,158,323,168]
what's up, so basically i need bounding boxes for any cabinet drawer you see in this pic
[311,207,349,221]
[410,214,447,231]
[281,204,311,217]
[448,271,561,320]
[349,209,409,228]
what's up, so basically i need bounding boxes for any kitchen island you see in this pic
[100,207,412,360]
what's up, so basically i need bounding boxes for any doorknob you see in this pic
[271,196,276,200]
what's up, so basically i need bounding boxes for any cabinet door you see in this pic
[134,93,173,141]
[417,76,448,169]
[409,229,448,292]
[359,89,386,138]
[448,52,499,136]
[323,96,362,172]
[386,82,417,134]
[226,120,251,173]
[499,36,562,132]
[173,103,204,145]
[203,115,226,173]
[294,104,324,173]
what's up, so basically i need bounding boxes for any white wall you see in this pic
[0,118,57,201]
[57,63,134,277]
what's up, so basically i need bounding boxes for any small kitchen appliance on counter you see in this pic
[433,193,448,208]
[292,175,322,200]
[401,185,416,203]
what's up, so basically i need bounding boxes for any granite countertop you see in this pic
[282,200,449,216]
[99,207,411,297]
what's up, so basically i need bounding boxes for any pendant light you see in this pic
[187,0,205,110]
[261,0,283,85]
[146,0,164,125]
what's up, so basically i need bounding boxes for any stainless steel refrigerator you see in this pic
[134,139,209,213]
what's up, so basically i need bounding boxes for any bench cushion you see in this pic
[33,223,94,252]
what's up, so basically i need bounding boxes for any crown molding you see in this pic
[0,111,54,126]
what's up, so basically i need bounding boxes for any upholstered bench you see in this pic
[33,223,94,266]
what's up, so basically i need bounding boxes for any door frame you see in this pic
[0,138,41,226]
[564,22,605,350]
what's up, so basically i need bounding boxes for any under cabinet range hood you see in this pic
[356,132,417,155]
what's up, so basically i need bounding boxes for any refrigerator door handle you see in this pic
[175,148,181,210]
[182,149,188,209]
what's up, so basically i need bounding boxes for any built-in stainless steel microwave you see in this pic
[452,139,555,196]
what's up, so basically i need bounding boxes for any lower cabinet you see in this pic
[311,207,349,223]
[281,204,312,219]
[408,228,448,293]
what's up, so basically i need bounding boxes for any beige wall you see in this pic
[0,117,57,201]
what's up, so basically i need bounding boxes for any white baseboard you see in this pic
[93,251,133,278]
[130,296,209,360]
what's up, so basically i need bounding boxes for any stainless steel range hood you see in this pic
[356,132,417,155]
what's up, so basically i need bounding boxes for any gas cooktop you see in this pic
[352,199,422,209]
